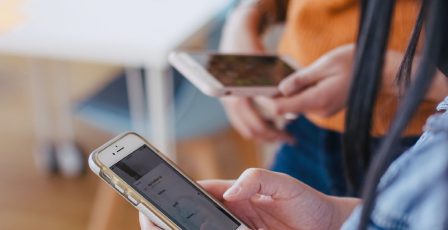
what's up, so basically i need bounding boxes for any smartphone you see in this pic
[169,51,299,97]
[89,132,250,230]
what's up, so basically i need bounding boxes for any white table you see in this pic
[0,0,232,168]
[1,0,233,228]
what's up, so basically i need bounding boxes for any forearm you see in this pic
[382,50,448,101]
[427,69,448,101]
[236,0,288,27]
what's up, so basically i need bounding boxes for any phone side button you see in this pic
[114,184,125,194]
[102,172,112,182]
[127,195,139,206]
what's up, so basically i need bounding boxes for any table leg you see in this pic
[52,61,84,178]
[125,67,146,133]
[145,65,176,160]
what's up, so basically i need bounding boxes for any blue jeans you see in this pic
[270,116,419,196]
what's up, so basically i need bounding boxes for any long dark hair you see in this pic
[344,0,429,195]
[343,0,397,194]
[342,0,448,228]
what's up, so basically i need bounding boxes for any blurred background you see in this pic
[0,0,275,229]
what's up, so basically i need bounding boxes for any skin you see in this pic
[139,168,360,230]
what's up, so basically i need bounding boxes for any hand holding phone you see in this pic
[169,52,299,97]
[89,132,250,230]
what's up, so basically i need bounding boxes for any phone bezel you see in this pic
[89,132,249,230]
[169,51,299,97]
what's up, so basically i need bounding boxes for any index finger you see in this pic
[198,180,234,202]
[223,168,305,201]
[273,79,336,116]
[279,64,328,96]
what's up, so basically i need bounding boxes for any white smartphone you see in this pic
[169,51,299,97]
[89,132,250,230]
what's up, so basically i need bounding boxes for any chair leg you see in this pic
[52,61,84,178]
[87,182,141,230]
[87,67,146,230]
[87,183,119,230]
[28,59,58,175]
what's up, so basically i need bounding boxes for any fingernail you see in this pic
[223,186,241,199]
[279,81,294,95]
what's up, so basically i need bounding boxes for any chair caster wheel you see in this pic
[33,143,59,176]
[33,142,85,178]
[55,142,86,178]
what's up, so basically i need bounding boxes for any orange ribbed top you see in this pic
[278,0,437,136]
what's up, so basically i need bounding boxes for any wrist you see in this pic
[382,50,448,100]
[327,196,361,229]
[381,50,406,96]
[242,0,288,23]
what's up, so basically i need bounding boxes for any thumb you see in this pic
[223,168,304,201]
[279,60,329,96]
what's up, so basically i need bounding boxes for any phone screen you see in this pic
[190,53,295,87]
[110,145,240,230]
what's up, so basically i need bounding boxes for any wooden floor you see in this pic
[0,56,261,230]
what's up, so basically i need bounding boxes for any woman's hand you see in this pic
[221,97,293,143]
[139,168,359,230]
[267,44,448,118]
[200,169,354,230]
[265,44,356,118]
